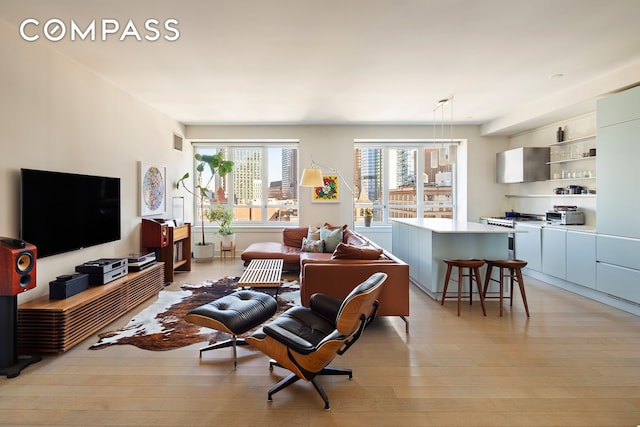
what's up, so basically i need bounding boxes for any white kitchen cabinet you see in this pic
[597,234,640,270]
[596,263,640,305]
[597,84,640,127]
[542,227,567,279]
[596,234,640,303]
[566,231,596,289]
[597,85,640,239]
[596,120,640,239]
[514,223,542,271]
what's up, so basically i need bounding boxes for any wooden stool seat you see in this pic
[441,259,487,316]
[482,259,530,317]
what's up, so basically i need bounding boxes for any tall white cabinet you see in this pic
[597,85,640,238]
[595,85,640,305]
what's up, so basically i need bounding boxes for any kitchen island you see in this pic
[391,218,517,299]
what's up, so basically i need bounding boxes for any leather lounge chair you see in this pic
[246,272,387,410]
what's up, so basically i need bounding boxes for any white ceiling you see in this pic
[2,0,640,135]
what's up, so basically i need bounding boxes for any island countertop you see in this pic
[392,218,521,234]
[391,218,512,299]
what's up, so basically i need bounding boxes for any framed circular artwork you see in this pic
[140,161,166,216]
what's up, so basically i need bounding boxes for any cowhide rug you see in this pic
[90,276,299,351]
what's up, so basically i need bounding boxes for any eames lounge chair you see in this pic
[246,272,387,410]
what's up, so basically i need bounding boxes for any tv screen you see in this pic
[20,169,121,258]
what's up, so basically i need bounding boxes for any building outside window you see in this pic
[354,141,458,226]
[193,142,299,227]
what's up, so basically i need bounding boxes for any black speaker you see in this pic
[0,238,37,296]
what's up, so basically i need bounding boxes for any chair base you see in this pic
[268,360,352,410]
[199,335,248,368]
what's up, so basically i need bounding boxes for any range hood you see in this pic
[496,147,550,183]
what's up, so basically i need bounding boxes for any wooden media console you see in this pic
[17,262,165,354]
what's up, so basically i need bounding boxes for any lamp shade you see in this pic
[300,168,324,187]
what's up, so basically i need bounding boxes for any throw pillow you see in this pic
[307,225,321,241]
[301,237,324,253]
[319,227,343,253]
[331,242,383,260]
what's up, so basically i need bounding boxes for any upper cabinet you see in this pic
[597,85,640,239]
[597,85,640,128]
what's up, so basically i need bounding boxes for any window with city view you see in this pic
[193,143,299,226]
[354,142,457,225]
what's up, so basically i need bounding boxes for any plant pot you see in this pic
[364,216,372,227]
[192,242,214,263]
[220,233,236,250]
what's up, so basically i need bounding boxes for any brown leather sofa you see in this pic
[241,225,410,329]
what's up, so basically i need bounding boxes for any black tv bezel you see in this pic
[19,168,122,258]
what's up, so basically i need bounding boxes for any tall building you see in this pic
[234,148,262,204]
[360,148,383,203]
[281,148,297,200]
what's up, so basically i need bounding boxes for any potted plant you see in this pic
[362,208,373,227]
[205,204,235,249]
[176,152,234,262]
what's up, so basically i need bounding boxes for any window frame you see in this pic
[354,140,459,226]
[192,140,300,228]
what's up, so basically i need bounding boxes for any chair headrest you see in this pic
[335,272,387,334]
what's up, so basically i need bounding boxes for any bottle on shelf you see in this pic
[556,126,565,142]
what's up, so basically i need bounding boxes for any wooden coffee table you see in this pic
[238,259,284,298]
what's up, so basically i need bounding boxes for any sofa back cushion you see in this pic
[343,228,367,246]
[331,242,384,260]
[283,227,309,248]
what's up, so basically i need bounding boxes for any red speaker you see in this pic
[0,238,37,296]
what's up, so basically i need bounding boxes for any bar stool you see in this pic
[482,259,530,317]
[441,259,487,316]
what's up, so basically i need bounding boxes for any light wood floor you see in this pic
[1,259,639,426]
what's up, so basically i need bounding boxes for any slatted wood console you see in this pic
[17,262,164,354]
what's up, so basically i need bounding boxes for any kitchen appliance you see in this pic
[545,210,585,225]
[496,147,550,183]
[566,185,584,194]
[485,213,544,259]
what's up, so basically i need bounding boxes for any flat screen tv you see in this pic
[20,168,121,258]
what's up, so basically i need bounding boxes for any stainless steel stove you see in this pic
[485,214,543,259]
[486,217,517,228]
[486,214,543,228]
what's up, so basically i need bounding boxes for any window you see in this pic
[193,142,299,227]
[354,142,458,225]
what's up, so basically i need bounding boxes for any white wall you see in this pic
[0,21,191,302]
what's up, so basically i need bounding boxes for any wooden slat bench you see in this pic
[238,259,283,297]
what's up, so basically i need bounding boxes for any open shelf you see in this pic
[506,194,596,198]
[548,134,596,147]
